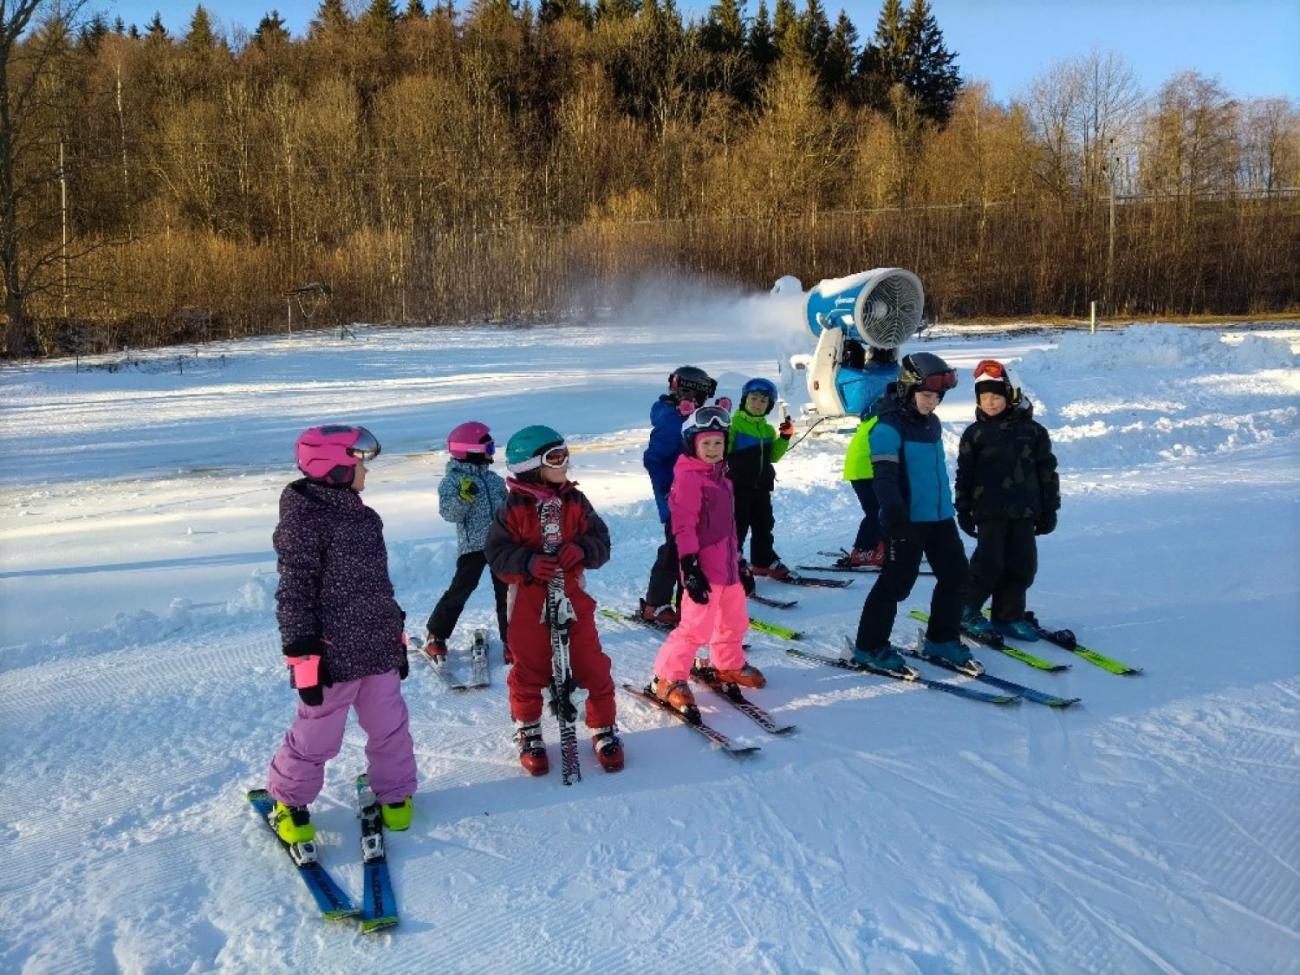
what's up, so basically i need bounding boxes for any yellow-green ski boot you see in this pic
[380,797,413,831]
[271,801,315,844]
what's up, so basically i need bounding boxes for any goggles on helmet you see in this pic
[687,404,731,433]
[915,370,958,393]
[510,444,570,473]
[448,437,495,458]
[319,424,382,462]
[973,360,1008,384]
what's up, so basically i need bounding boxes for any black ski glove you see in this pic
[679,554,711,605]
[957,510,978,538]
[738,559,755,596]
[1035,509,1057,536]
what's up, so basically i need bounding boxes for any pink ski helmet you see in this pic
[447,421,495,461]
[295,425,381,486]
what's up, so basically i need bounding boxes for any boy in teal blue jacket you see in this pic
[851,353,972,674]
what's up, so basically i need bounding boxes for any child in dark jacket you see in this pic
[265,425,417,845]
[484,425,622,776]
[640,365,721,625]
[955,360,1060,642]
[727,377,794,579]
[425,421,510,663]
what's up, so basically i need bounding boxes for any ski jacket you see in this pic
[643,394,686,522]
[726,408,790,492]
[272,478,406,684]
[955,400,1060,522]
[843,416,880,481]
[438,458,508,555]
[484,479,611,597]
[835,361,898,418]
[869,390,955,524]
[668,454,741,586]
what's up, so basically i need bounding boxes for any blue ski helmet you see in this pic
[506,425,566,473]
[739,377,779,415]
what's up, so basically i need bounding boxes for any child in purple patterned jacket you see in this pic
[263,425,417,846]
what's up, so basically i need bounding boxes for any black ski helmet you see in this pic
[897,352,957,401]
[668,365,717,404]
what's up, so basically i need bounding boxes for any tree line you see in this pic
[2,0,1297,357]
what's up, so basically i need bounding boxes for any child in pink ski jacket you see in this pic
[649,406,762,716]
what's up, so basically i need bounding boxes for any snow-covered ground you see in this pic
[2,294,1298,974]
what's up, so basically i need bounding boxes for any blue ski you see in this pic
[246,789,360,920]
[785,644,1019,705]
[356,774,399,933]
[898,631,1081,709]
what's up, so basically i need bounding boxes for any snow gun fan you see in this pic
[790,268,925,420]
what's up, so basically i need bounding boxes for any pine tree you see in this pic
[747,0,777,74]
[404,0,429,17]
[902,0,959,124]
[799,0,830,71]
[310,0,352,36]
[772,0,800,62]
[185,5,217,52]
[254,11,290,46]
[594,0,640,21]
[539,0,591,24]
[145,12,168,40]
[701,0,745,54]
[821,10,857,102]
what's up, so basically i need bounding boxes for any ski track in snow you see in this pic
[1,319,1299,973]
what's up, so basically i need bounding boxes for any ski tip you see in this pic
[360,916,398,932]
[245,787,270,802]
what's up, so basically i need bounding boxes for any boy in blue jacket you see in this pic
[640,366,721,624]
[851,353,972,674]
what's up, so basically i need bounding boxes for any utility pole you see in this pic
[60,139,68,319]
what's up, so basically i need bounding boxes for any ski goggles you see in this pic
[449,438,495,458]
[685,405,731,435]
[511,444,570,473]
[915,370,958,393]
[321,425,382,461]
[973,360,1009,384]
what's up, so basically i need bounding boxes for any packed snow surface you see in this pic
[1,301,1298,974]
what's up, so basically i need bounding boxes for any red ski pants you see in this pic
[506,585,616,728]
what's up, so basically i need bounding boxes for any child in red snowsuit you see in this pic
[484,424,622,776]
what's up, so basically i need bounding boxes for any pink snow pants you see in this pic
[267,670,417,807]
[652,581,749,681]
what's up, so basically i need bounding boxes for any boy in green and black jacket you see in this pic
[727,377,794,579]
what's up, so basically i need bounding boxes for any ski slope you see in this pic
[2,294,1298,974]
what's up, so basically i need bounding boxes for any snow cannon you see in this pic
[804,268,923,349]
[791,268,925,421]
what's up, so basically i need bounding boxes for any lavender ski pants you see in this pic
[653,581,748,681]
[267,670,417,807]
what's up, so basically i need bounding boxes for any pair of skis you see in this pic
[414,629,491,690]
[798,550,936,576]
[540,497,582,786]
[621,665,795,756]
[245,773,397,932]
[600,607,800,643]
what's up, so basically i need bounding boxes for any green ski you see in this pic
[909,609,1067,672]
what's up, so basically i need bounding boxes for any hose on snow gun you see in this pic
[785,415,832,452]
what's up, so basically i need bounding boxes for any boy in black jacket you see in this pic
[955,360,1060,642]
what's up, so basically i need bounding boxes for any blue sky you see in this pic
[96,0,1299,102]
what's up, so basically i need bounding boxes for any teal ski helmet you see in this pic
[506,425,567,474]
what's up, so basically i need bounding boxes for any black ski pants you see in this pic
[734,486,778,568]
[427,550,508,645]
[645,517,682,608]
[850,478,881,552]
[855,517,968,650]
[966,518,1037,622]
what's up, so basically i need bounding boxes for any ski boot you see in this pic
[921,632,981,674]
[991,617,1039,642]
[710,663,767,689]
[514,720,549,776]
[960,606,998,642]
[590,725,624,772]
[851,644,910,675]
[424,633,448,662]
[270,801,315,845]
[838,544,885,569]
[750,560,792,581]
[380,797,413,831]
[651,675,700,721]
[639,599,679,627]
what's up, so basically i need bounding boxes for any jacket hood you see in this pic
[283,477,363,512]
[506,477,578,501]
[674,454,727,476]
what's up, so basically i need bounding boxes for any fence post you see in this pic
[1090,300,1096,334]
